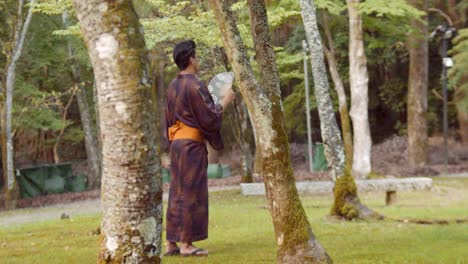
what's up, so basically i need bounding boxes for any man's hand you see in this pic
[221,88,236,110]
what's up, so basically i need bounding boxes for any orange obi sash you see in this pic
[168,120,204,142]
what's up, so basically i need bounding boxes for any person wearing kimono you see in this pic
[164,40,235,257]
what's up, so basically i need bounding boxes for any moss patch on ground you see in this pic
[1,177,467,264]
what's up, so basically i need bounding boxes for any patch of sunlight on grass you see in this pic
[1,178,467,263]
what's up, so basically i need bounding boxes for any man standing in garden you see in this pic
[164,40,235,257]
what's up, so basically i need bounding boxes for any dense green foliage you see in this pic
[1,0,466,172]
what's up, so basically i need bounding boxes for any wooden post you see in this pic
[386,190,397,206]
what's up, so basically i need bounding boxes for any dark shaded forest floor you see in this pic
[1,135,467,210]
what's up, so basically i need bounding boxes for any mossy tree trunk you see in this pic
[62,12,102,189]
[300,0,381,220]
[407,0,428,167]
[346,0,372,179]
[2,0,36,209]
[209,0,331,263]
[72,1,162,263]
[322,13,353,167]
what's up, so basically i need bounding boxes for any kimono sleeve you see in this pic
[186,80,224,150]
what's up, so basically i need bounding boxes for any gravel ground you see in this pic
[0,186,239,227]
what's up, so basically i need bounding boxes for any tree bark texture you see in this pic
[209,1,331,263]
[300,0,345,179]
[300,0,380,220]
[322,13,353,168]
[347,0,372,178]
[3,0,36,209]
[62,12,102,189]
[407,0,428,166]
[72,1,162,263]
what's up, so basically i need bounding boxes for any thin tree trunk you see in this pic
[347,0,372,179]
[62,12,102,189]
[322,13,353,167]
[236,101,254,183]
[456,102,468,144]
[209,1,331,262]
[447,0,461,27]
[407,0,428,166]
[72,1,162,263]
[92,82,102,153]
[300,0,381,220]
[219,48,254,182]
[3,0,36,209]
[53,90,75,164]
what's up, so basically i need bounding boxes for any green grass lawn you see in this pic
[1,178,467,263]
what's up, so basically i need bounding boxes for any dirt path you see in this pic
[0,186,240,228]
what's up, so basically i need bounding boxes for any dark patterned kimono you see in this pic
[164,73,223,243]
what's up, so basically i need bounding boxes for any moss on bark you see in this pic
[331,170,358,220]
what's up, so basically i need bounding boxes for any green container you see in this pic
[313,143,328,171]
[17,163,73,198]
[66,174,87,192]
[44,175,66,194]
[207,164,222,179]
[16,170,43,198]
[221,164,231,178]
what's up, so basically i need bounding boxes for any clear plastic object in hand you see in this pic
[207,72,234,104]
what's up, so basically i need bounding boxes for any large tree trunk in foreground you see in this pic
[407,0,428,166]
[322,13,353,168]
[2,0,36,209]
[347,0,372,178]
[300,0,381,220]
[72,1,162,263]
[209,0,331,262]
[62,12,102,189]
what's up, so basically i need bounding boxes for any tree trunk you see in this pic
[3,0,36,209]
[218,47,255,182]
[300,0,381,220]
[209,0,331,262]
[236,101,254,183]
[322,13,353,168]
[407,0,428,166]
[456,101,468,144]
[92,82,102,152]
[72,1,162,263]
[447,0,462,27]
[62,12,102,189]
[347,0,372,179]
[53,91,75,164]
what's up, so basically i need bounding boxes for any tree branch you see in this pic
[11,0,37,65]
[427,8,454,26]
[12,0,25,55]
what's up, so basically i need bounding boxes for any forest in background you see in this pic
[0,0,467,191]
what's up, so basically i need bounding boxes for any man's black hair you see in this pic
[173,40,196,70]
